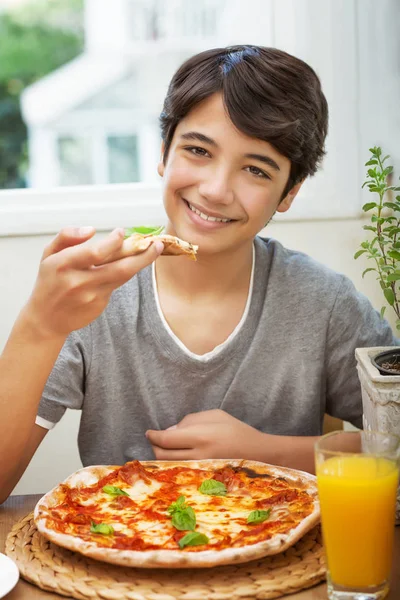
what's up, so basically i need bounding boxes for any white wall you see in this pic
[0,214,395,496]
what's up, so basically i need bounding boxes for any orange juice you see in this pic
[317,455,398,588]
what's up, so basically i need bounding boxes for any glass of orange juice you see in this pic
[315,430,400,600]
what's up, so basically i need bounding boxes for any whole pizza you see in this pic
[34,459,320,568]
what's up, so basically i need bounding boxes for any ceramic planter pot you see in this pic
[371,348,400,375]
[355,346,400,521]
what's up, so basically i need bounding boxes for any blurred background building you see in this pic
[0,0,399,219]
[20,0,228,188]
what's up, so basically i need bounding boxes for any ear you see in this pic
[157,142,165,178]
[276,181,303,213]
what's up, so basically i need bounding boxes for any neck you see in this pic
[155,238,254,298]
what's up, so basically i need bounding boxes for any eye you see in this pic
[184,146,210,157]
[246,166,271,179]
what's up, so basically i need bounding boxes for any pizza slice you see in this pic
[106,226,198,262]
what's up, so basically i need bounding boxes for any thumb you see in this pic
[42,227,96,260]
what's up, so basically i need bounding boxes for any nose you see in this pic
[198,167,234,205]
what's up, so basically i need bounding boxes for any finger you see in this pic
[42,227,96,260]
[151,445,196,461]
[90,240,164,287]
[146,427,194,450]
[60,228,126,270]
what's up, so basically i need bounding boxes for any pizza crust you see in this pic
[103,233,198,263]
[34,459,320,569]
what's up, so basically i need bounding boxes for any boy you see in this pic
[0,45,395,503]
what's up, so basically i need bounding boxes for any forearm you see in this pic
[258,433,319,474]
[0,307,66,476]
[259,431,361,474]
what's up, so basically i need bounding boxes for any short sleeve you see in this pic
[325,277,399,428]
[37,326,92,425]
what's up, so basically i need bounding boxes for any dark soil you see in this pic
[381,360,400,373]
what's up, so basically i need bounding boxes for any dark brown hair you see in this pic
[160,45,328,198]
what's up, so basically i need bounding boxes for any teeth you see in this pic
[188,202,231,223]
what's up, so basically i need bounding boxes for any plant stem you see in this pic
[376,153,400,318]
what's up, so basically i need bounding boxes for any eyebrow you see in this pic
[180,131,281,172]
[180,131,217,146]
[244,153,280,172]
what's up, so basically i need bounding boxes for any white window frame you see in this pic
[0,180,367,239]
[0,184,163,237]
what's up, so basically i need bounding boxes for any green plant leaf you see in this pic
[102,485,129,497]
[387,273,400,282]
[396,319,400,330]
[362,268,376,278]
[124,225,164,238]
[380,306,386,319]
[362,202,378,212]
[383,166,394,176]
[247,509,271,524]
[381,265,395,272]
[354,250,367,259]
[171,507,196,531]
[387,227,400,237]
[362,226,376,232]
[384,287,395,306]
[167,496,186,514]
[365,159,378,166]
[167,496,197,531]
[198,479,227,496]
[178,532,209,549]
[90,522,114,535]
[387,251,400,261]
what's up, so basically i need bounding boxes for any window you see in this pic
[107,135,139,184]
[58,136,93,186]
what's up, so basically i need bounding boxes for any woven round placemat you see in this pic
[6,512,326,600]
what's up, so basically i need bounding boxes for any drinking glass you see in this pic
[315,430,400,600]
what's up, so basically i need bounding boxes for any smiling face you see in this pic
[158,93,302,256]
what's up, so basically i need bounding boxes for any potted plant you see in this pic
[354,147,400,518]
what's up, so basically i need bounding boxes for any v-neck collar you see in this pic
[139,237,270,373]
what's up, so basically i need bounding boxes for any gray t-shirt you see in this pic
[37,236,397,466]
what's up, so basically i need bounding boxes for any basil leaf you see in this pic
[167,495,186,515]
[124,225,164,238]
[102,485,129,497]
[247,509,271,525]
[90,522,114,535]
[178,532,209,549]
[198,479,227,496]
[171,506,196,531]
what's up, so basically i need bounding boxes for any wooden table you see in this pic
[1,495,400,599]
